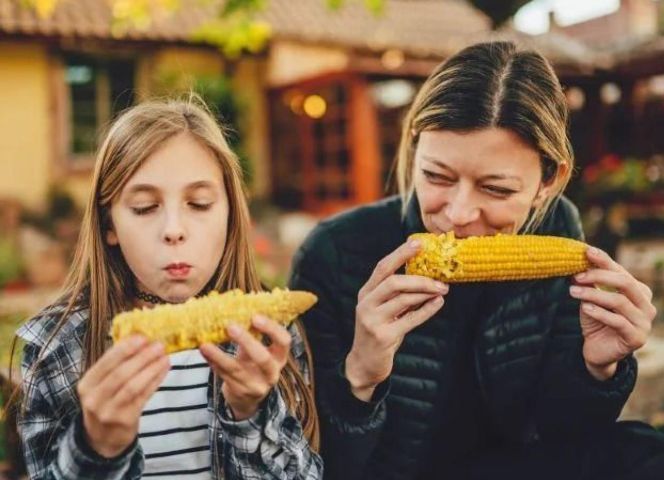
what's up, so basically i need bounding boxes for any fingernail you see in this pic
[582,303,594,312]
[435,281,448,292]
[570,286,582,296]
[227,325,242,337]
[589,247,600,256]
[409,240,421,249]
[253,315,266,327]
[575,272,586,280]
[151,342,165,354]
[131,335,147,347]
[433,296,444,304]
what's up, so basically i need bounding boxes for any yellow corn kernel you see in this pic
[405,232,590,282]
[111,288,317,353]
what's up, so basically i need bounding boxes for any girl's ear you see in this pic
[106,228,119,246]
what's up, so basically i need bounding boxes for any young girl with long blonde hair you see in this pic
[15,98,321,479]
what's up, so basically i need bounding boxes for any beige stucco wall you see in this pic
[267,40,349,88]
[0,42,52,211]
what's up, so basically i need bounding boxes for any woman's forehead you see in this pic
[416,128,540,174]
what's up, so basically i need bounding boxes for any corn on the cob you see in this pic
[405,232,590,282]
[111,288,317,353]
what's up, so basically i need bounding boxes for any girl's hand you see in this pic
[199,315,291,421]
[571,247,657,381]
[345,239,448,401]
[77,336,170,458]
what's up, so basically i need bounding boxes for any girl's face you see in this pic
[106,132,229,303]
[413,128,557,237]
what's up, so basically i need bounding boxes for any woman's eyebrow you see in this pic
[420,155,456,172]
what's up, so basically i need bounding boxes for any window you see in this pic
[270,80,353,213]
[65,56,135,161]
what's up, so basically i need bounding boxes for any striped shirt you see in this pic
[139,349,212,478]
[17,303,323,479]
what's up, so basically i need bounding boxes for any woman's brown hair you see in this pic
[395,40,574,231]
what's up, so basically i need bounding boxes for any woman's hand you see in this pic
[571,246,657,381]
[199,315,291,421]
[345,239,448,401]
[77,336,170,458]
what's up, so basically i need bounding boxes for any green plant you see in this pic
[153,73,254,185]
[20,186,79,237]
[0,238,24,289]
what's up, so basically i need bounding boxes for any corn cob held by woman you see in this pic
[405,232,590,282]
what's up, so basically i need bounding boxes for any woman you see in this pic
[289,41,662,480]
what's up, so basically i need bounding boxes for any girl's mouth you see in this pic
[164,263,191,278]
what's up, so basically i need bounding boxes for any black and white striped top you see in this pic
[139,349,212,478]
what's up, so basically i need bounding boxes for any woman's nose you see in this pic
[444,188,480,226]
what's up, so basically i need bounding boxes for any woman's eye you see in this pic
[189,202,213,211]
[131,205,157,215]
[483,185,516,196]
[422,170,453,184]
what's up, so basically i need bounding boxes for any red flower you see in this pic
[583,165,600,183]
[599,154,622,172]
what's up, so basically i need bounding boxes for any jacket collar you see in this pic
[403,192,426,237]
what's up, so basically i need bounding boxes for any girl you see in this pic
[16,98,322,479]
[290,41,663,480]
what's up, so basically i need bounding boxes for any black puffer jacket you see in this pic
[289,195,637,480]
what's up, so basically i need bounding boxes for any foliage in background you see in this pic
[152,72,253,185]
[20,186,79,238]
[21,0,532,57]
[582,154,663,199]
[0,239,23,290]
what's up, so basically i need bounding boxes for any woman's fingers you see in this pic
[575,269,652,313]
[359,240,422,300]
[378,292,444,319]
[570,285,645,327]
[369,274,447,306]
[388,295,445,337]
[581,303,646,349]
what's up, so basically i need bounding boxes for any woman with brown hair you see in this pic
[290,41,663,479]
[15,98,321,479]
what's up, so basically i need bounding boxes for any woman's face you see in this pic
[413,128,556,237]
[106,132,229,303]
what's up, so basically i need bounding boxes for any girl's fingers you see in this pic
[388,295,445,337]
[369,274,447,307]
[570,286,645,330]
[251,315,291,364]
[80,336,148,390]
[227,323,281,384]
[574,269,652,312]
[199,343,245,383]
[111,355,170,408]
[581,303,646,349]
[87,342,167,403]
[360,240,422,300]
[377,292,444,319]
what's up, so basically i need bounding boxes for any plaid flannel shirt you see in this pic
[16,303,323,479]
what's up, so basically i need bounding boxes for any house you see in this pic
[0,0,601,216]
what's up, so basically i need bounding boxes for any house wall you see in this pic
[0,42,52,211]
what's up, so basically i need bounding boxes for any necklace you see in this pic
[134,289,170,305]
